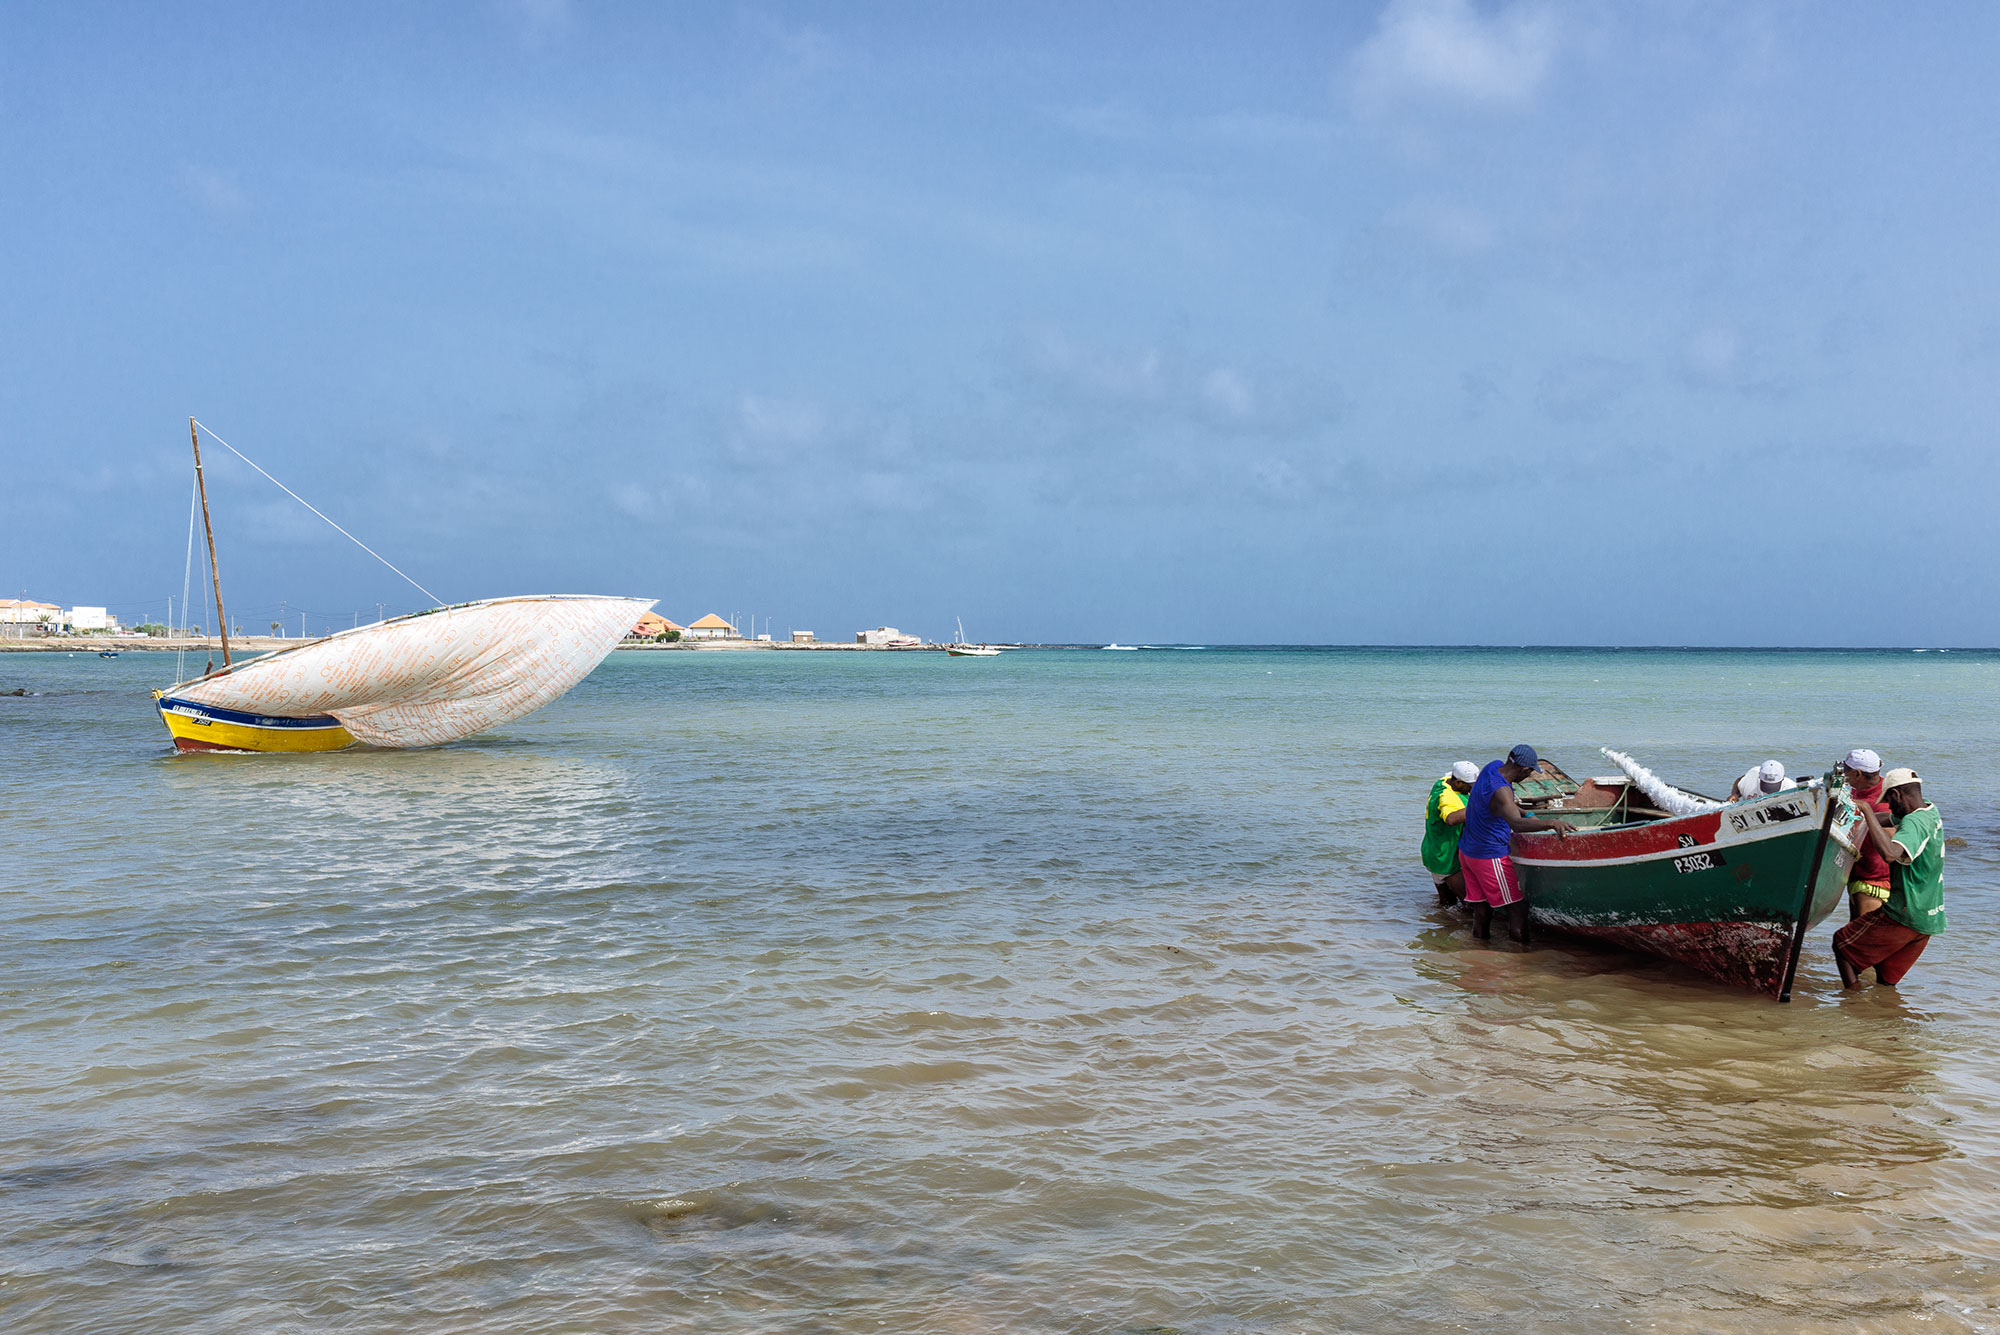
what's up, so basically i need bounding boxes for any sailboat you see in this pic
[154,419,650,753]
[946,617,1000,657]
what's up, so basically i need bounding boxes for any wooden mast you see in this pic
[190,418,231,672]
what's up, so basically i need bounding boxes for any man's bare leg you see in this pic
[1472,902,1493,940]
[1506,901,1531,945]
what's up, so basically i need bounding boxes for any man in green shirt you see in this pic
[1832,767,1946,988]
[1423,761,1479,907]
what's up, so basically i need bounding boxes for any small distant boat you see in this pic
[98,650,119,658]
[1507,754,1861,998]
[947,617,1000,657]
[1101,643,1139,651]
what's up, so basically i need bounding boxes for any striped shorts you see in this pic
[1460,854,1524,907]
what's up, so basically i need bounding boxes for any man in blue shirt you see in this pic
[1460,744,1576,944]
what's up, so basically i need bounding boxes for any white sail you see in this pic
[1600,747,1725,817]
[170,594,651,748]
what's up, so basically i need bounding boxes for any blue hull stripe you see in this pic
[157,697,344,730]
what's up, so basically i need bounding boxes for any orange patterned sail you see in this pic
[165,595,652,748]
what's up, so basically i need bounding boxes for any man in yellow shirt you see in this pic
[1422,761,1480,906]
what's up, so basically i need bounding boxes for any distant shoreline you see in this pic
[0,636,292,654]
[618,640,967,652]
[2,638,1988,655]
[0,635,1038,655]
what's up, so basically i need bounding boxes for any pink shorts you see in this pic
[1460,855,1524,907]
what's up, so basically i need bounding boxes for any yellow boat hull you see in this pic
[155,692,355,753]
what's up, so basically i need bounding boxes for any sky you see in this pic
[2,1,1996,645]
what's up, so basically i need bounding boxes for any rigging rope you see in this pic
[190,419,440,607]
[179,474,198,684]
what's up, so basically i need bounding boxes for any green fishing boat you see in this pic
[1504,759,1863,998]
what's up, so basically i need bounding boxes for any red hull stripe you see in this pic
[1518,811,1724,860]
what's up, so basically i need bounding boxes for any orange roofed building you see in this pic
[628,611,684,640]
[0,599,61,637]
[0,598,61,624]
[686,613,739,641]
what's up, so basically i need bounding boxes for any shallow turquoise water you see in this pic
[3,647,1998,1332]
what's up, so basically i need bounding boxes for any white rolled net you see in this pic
[1600,747,1725,817]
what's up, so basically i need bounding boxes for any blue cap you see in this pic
[1507,744,1540,770]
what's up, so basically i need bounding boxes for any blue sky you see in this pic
[3,2,1995,645]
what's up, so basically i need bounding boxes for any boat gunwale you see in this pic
[1513,784,1859,867]
[156,694,347,730]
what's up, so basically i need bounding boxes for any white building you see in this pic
[66,606,118,632]
[790,630,816,643]
[856,626,921,646]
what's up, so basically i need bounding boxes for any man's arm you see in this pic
[1856,802,1912,865]
[1493,784,1572,838]
[1444,807,1466,827]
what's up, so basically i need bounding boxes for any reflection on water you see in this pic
[3,649,1999,1332]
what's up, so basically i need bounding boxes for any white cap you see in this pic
[1450,761,1479,784]
[1881,767,1920,791]
[1758,759,1786,792]
[1843,748,1881,773]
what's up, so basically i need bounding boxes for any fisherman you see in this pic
[1840,748,1894,920]
[1831,767,1945,989]
[1458,744,1575,944]
[1422,761,1480,907]
[1727,759,1794,801]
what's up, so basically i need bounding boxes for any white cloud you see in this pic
[736,395,825,448]
[612,482,652,517]
[1678,324,1792,396]
[501,0,572,49]
[178,166,249,218]
[1021,330,1338,440]
[1352,0,1559,112]
[1395,198,1498,255]
[1201,368,1255,420]
[1537,355,1639,422]
[1057,104,1151,141]
[1684,325,1741,382]
[854,470,929,513]
[742,11,842,80]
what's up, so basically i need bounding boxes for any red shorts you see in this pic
[1460,855,1524,907]
[1832,913,1932,986]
